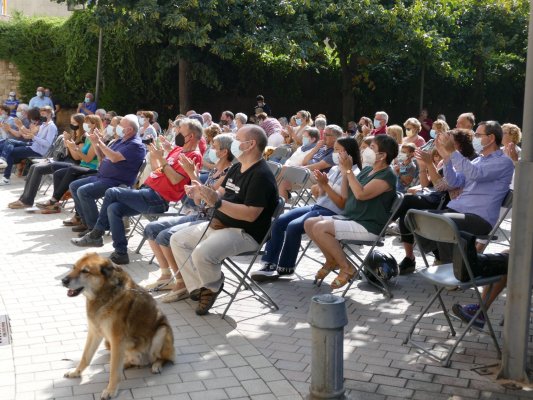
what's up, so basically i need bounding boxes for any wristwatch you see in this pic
[214,198,222,209]
[346,169,353,175]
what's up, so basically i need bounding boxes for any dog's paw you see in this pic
[151,361,163,374]
[64,369,81,378]
[100,387,118,400]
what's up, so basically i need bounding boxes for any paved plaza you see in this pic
[0,176,532,400]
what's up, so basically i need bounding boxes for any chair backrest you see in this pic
[405,209,460,244]
[269,145,293,164]
[257,197,285,246]
[266,160,282,178]
[133,159,148,189]
[282,166,310,185]
[501,189,513,210]
[373,191,404,242]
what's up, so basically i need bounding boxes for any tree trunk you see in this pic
[339,52,354,128]
[178,57,191,114]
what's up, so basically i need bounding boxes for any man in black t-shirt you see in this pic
[169,125,278,315]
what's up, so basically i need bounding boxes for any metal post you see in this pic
[307,294,348,400]
[95,26,103,104]
[498,0,533,382]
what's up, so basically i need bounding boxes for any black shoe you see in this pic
[277,266,295,277]
[77,229,91,238]
[251,263,279,282]
[72,224,88,233]
[109,251,129,265]
[190,289,201,301]
[398,257,416,275]
[71,233,104,247]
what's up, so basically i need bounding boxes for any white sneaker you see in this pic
[0,177,10,186]
[0,159,7,169]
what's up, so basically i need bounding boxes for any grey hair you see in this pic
[202,112,212,121]
[213,133,233,152]
[235,112,248,124]
[123,114,140,134]
[375,111,389,123]
[17,103,29,112]
[315,117,327,130]
[95,109,106,119]
[325,124,343,138]
[181,118,204,140]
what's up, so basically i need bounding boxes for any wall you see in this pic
[0,60,21,102]
[6,0,71,18]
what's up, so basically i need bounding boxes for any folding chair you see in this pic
[402,209,504,366]
[268,145,292,164]
[335,192,404,299]
[281,166,311,209]
[220,197,285,319]
[477,189,513,252]
[266,160,282,178]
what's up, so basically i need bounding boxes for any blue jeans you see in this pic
[70,176,115,229]
[144,213,206,246]
[95,186,168,255]
[0,139,41,178]
[262,204,336,269]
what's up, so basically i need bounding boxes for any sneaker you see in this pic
[386,223,400,236]
[109,251,130,265]
[71,232,104,248]
[398,256,416,275]
[0,159,7,169]
[251,263,279,282]
[0,177,10,186]
[277,266,295,277]
[452,303,485,329]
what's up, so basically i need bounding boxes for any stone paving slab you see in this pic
[0,176,531,400]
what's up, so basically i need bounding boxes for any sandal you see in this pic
[330,266,357,290]
[35,199,58,209]
[144,275,173,291]
[8,200,31,209]
[314,263,339,285]
[196,282,224,315]
[161,288,189,303]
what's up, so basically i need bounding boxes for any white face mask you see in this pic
[116,125,125,138]
[362,147,376,166]
[332,152,340,165]
[302,136,310,146]
[208,148,219,163]
[139,117,145,125]
[16,111,23,119]
[472,137,485,153]
[36,91,43,97]
[105,125,114,137]
[373,119,381,129]
[397,153,408,162]
[231,140,244,158]
[83,123,91,133]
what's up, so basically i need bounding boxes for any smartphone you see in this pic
[142,137,154,145]
[155,137,161,150]
[420,139,435,152]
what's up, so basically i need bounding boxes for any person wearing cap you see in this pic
[0,106,57,185]
[66,114,146,241]
[76,92,97,115]
[3,91,19,118]
[28,86,54,109]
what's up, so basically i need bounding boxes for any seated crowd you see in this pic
[1,90,518,322]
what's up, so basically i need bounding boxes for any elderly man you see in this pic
[0,104,31,140]
[235,112,248,130]
[77,92,97,115]
[371,111,388,135]
[28,86,54,109]
[456,112,475,130]
[169,125,278,315]
[202,112,213,128]
[67,115,146,238]
[220,110,237,132]
[0,106,57,185]
[72,118,203,265]
[3,91,19,117]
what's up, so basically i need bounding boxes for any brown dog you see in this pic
[62,253,175,399]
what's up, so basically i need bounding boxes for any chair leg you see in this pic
[403,287,442,345]
[135,236,147,254]
[435,286,456,336]
[295,240,312,268]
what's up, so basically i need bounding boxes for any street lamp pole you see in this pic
[498,0,533,382]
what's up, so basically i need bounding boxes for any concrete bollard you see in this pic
[307,294,348,400]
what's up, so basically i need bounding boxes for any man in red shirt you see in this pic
[371,111,388,135]
[71,118,203,265]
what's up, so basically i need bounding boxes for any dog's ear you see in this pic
[100,260,116,278]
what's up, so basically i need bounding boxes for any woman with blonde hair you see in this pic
[501,123,521,162]
[386,124,403,145]
[402,117,426,148]
[288,110,313,146]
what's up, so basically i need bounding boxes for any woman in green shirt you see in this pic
[304,135,398,289]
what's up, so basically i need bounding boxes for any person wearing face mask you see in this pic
[420,119,450,153]
[304,135,398,289]
[168,125,278,315]
[288,110,313,147]
[370,111,388,135]
[251,137,362,282]
[71,118,203,265]
[3,91,19,117]
[402,117,426,148]
[76,92,97,116]
[283,126,319,166]
[254,95,272,116]
[393,143,417,193]
[219,110,237,133]
[359,137,376,169]
[0,105,17,140]
[7,113,88,209]
[28,86,54,110]
[0,106,57,185]
[407,122,513,270]
[32,115,103,211]
[200,124,222,174]
[138,111,158,144]
[141,134,235,302]
[66,114,146,240]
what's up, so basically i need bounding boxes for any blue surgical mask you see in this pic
[116,125,125,138]
[302,137,310,146]
[208,148,219,163]
[295,118,302,126]
[36,91,43,97]
[430,129,436,139]
[84,97,91,103]
[373,119,381,129]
